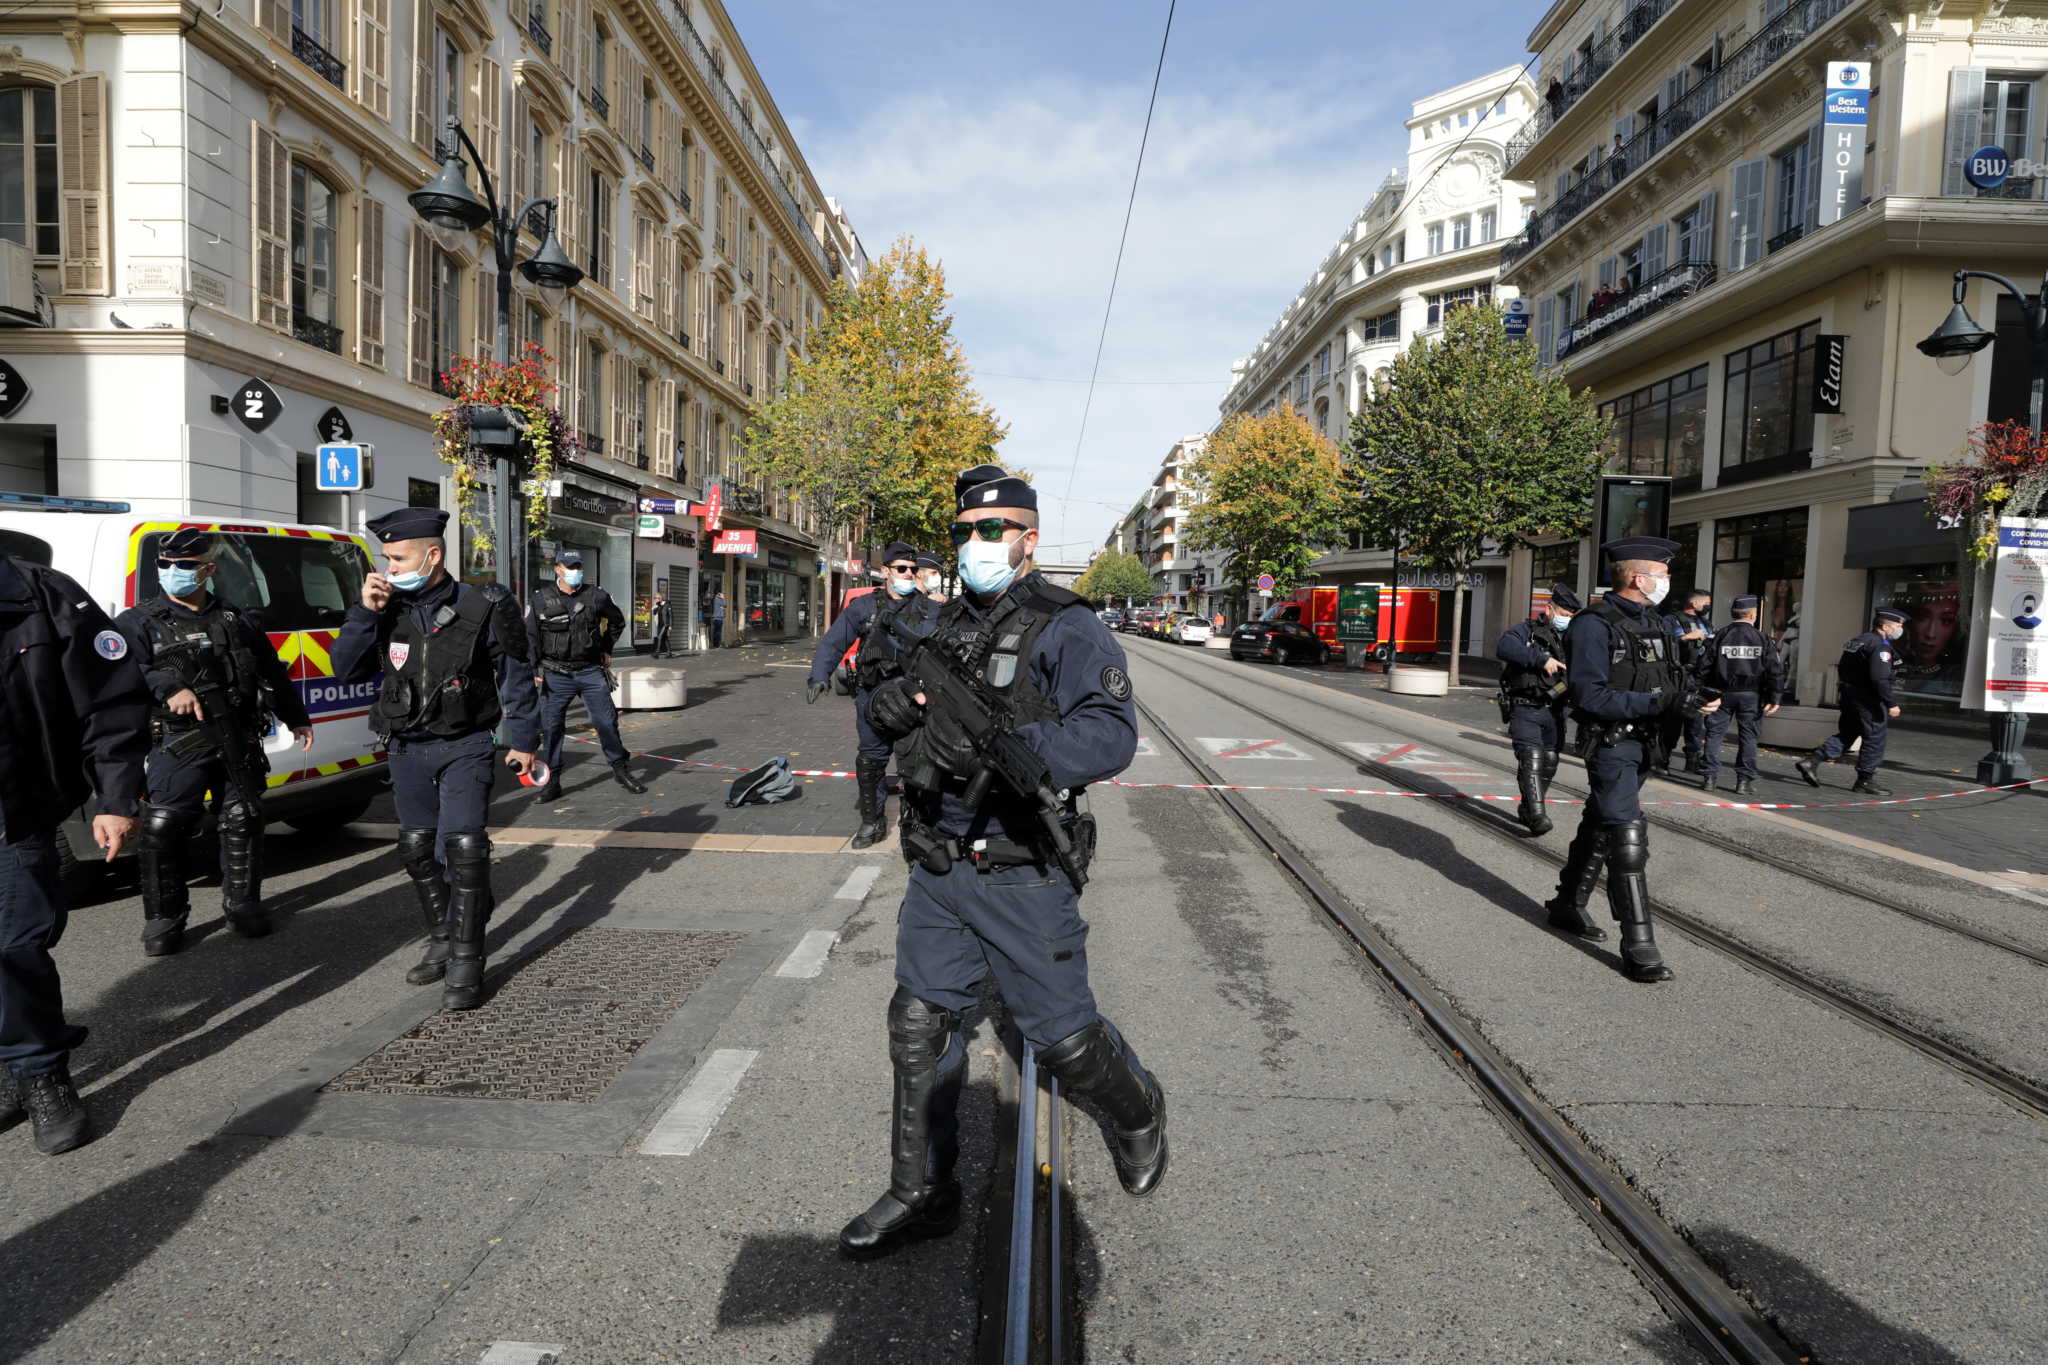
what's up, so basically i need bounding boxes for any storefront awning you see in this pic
[1844,498,1957,570]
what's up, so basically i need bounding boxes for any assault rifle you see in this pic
[158,635,272,804]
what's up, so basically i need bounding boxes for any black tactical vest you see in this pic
[535,584,607,667]
[1707,622,1768,690]
[142,595,265,725]
[855,589,929,690]
[367,584,505,740]
[1578,594,1675,708]
[939,573,1082,730]
[1502,620,1567,703]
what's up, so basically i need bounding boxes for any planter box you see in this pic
[613,666,688,711]
[1388,668,1450,697]
[1203,634,1232,650]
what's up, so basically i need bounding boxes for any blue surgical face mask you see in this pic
[889,575,918,596]
[160,566,203,598]
[1552,613,1572,632]
[562,568,585,588]
[389,553,437,593]
[958,537,1020,597]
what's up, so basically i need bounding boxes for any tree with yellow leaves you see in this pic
[743,238,1008,554]
[1181,406,1348,603]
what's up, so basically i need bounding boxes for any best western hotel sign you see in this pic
[1819,62,1868,227]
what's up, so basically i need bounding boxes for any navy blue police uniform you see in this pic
[1665,602,1713,769]
[1696,595,1783,793]
[1797,609,1902,796]
[113,529,312,954]
[1495,580,1580,834]
[0,555,149,1152]
[836,470,1166,1261]
[526,551,643,800]
[331,507,537,1009]
[1541,537,1688,983]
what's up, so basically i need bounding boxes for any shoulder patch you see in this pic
[1878,651,1892,663]
[1101,665,1132,701]
[93,629,127,661]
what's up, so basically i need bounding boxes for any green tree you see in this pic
[743,237,1008,554]
[1181,406,1347,602]
[1347,303,1609,686]
[1076,550,1156,607]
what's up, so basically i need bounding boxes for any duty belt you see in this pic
[931,831,1045,870]
[541,659,601,674]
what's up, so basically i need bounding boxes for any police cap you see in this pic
[955,463,1007,502]
[159,528,215,559]
[366,506,451,543]
[958,475,1037,513]
[1874,608,1907,625]
[1601,535,1680,565]
[1731,595,1760,612]
[915,551,943,571]
[555,548,583,566]
[879,540,918,565]
[1547,581,1582,613]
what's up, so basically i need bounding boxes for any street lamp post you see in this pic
[1916,267,2048,785]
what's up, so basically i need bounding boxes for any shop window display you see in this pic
[1874,569,1965,702]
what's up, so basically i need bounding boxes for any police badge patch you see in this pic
[389,642,411,669]
[1101,665,1132,700]
[1879,651,1892,662]
[93,629,127,661]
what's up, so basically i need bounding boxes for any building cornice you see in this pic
[1676,454,1920,521]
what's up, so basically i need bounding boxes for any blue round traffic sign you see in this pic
[1966,144,2011,190]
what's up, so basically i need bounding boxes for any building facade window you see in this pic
[0,86,58,255]
[429,247,461,392]
[1477,207,1496,242]
[1426,283,1491,327]
[433,28,460,149]
[1981,74,2041,198]
[1771,126,1817,243]
[289,163,341,353]
[1599,365,1707,488]
[1451,215,1471,250]
[1426,221,1444,254]
[1531,539,1579,595]
[582,340,605,448]
[1675,194,1714,263]
[586,168,612,286]
[1360,308,1400,343]
[1721,320,1820,478]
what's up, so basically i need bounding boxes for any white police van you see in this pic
[0,493,386,892]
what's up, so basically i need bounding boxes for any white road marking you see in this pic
[1995,885,2048,909]
[639,1049,760,1156]
[834,864,882,900]
[1199,737,1311,760]
[776,930,840,978]
[479,1345,564,1365]
[1343,740,1497,781]
[1133,735,1160,758]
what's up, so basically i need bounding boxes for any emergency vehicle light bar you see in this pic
[0,491,131,513]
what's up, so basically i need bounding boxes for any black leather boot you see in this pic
[611,759,648,794]
[22,1069,89,1155]
[841,989,966,1259]
[1733,776,1757,798]
[532,771,562,802]
[1700,770,1721,792]
[1795,752,1824,787]
[1038,1018,1168,1197]
[217,796,271,938]
[440,832,494,1012]
[1541,818,1610,940]
[138,804,197,956]
[1606,820,1672,983]
[851,755,888,850]
[1513,743,1552,835]
[1850,773,1893,797]
[397,827,452,985]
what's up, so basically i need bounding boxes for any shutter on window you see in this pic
[1642,222,1668,278]
[476,57,502,188]
[509,95,529,222]
[356,0,391,120]
[56,75,108,296]
[1535,295,1556,367]
[634,217,654,316]
[654,377,675,476]
[555,139,579,257]
[474,266,495,364]
[556,318,576,428]
[253,0,289,43]
[251,122,290,332]
[1597,255,1616,288]
[408,226,432,386]
[1803,122,1823,228]
[357,197,386,369]
[595,179,613,289]
[690,142,704,220]
[1696,188,1717,262]
[610,352,627,454]
[410,0,434,152]
[1942,67,1985,197]
[1614,113,1634,142]
[1664,70,1685,111]
[556,0,579,104]
[1727,161,1762,270]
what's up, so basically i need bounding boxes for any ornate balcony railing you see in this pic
[1502,0,1854,271]
[293,309,344,355]
[1766,222,1806,254]
[588,87,609,119]
[1554,259,1716,362]
[580,430,607,455]
[1506,0,1677,170]
[526,12,552,56]
[291,26,346,90]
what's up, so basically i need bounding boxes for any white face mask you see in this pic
[888,575,918,596]
[919,573,940,593]
[959,536,1021,596]
[1637,573,1671,607]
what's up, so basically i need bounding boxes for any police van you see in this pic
[0,493,386,888]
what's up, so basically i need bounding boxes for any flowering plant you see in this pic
[1924,421,2048,561]
[430,342,578,555]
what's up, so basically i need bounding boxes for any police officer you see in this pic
[1495,581,1580,835]
[1795,608,1904,797]
[650,589,674,658]
[114,529,314,956]
[1665,590,1712,773]
[1696,595,1783,796]
[0,553,147,1153]
[915,550,947,604]
[1542,538,1718,982]
[331,508,539,1010]
[527,549,644,801]
[806,541,939,848]
[839,469,1167,1259]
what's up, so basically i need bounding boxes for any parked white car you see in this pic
[1169,616,1212,645]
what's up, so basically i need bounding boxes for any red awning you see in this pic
[711,529,758,555]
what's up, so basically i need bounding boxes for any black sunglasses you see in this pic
[884,563,919,575]
[155,558,206,570]
[948,518,1031,546]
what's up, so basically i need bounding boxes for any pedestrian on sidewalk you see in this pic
[527,549,645,801]
[650,590,673,658]
[0,554,147,1154]
[333,508,539,1011]
[840,465,1167,1260]
[1495,581,1579,835]
[707,589,727,650]
[1796,608,1904,797]
[1696,595,1782,796]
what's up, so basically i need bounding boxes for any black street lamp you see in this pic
[1917,267,2048,785]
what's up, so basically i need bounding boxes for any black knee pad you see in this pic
[442,832,491,888]
[1604,820,1649,874]
[140,803,199,848]
[396,827,440,881]
[886,985,960,1069]
[218,797,263,837]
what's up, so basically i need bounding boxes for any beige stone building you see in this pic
[1502,0,2048,707]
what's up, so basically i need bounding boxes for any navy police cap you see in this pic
[1547,581,1582,613]
[880,541,918,565]
[555,548,583,566]
[955,463,1007,501]
[366,506,451,543]
[915,551,943,571]
[159,527,214,559]
[1875,607,1907,625]
[958,475,1037,513]
[1731,595,1760,611]
[1600,535,1681,565]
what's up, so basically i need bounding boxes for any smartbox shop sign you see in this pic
[1818,62,1868,228]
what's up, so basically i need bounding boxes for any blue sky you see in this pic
[735,0,1538,556]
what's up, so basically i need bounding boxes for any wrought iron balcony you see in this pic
[581,430,607,455]
[523,203,549,237]
[291,26,346,90]
[588,87,609,119]
[1979,176,2041,201]
[526,12,552,56]
[1766,222,1806,254]
[679,190,692,214]
[678,329,691,349]
[293,309,343,355]
[639,144,654,172]
[742,267,754,286]
[743,380,754,397]
[1506,0,1677,170]
[713,358,725,375]
[635,450,650,470]
[1553,259,1716,362]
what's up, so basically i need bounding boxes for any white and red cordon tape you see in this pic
[579,736,2041,812]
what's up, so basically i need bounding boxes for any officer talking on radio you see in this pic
[1495,581,1579,835]
[526,548,644,802]
[331,508,538,1010]
[837,465,1167,1260]
[1695,595,1783,796]
[1796,608,1905,797]
[114,529,313,957]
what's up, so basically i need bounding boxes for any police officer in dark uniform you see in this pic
[1665,590,1712,773]
[1796,608,1905,797]
[114,529,314,956]
[0,553,148,1153]
[1541,538,1718,981]
[1696,595,1783,796]
[1495,581,1580,835]
[527,548,644,802]
[838,469,1167,1259]
[805,541,938,848]
[331,508,539,1010]
[649,589,674,658]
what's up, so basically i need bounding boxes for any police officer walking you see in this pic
[1665,590,1712,773]
[1696,595,1783,796]
[839,468,1167,1259]
[114,529,314,956]
[0,552,148,1153]
[331,508,539,1010]
[649,589,674,658]
[1495,582,1580,835]
[805,541,938,848]
[1796,608,1905,797]
[1542,538,1718,982]
[527,549,645,801]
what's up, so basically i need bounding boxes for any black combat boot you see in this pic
[217,796,271,938]
[1733,776,1757,798]
[1037,1018,1168,1197]
[1541,818,1610,941]
[138,804,197,956]
[440,832,494,1012]
[21,1069,89,1155]
[532,773,562,802]
[851,755,889,850]
[1605,820,1672,983]
[1699,769,1721,792]
[611,759,648,794]
[1850,773,1893,798]
[1794,752,1824,787]
[397,827,452,986]
[841,989,966,1259]
[1513,743,1553,836]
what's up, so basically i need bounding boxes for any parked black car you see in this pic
[1229,619,1330,665]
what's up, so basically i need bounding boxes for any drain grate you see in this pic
[325,927,748,1103]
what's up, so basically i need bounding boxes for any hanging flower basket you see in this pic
[430,341,578,558]
[1925,421,2048,562]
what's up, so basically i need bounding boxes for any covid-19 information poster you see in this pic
[1982,517,2048,713]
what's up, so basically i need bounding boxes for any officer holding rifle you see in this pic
[837,467,1168,1261]
[115,529,312,957]
[1495,581,1579,835]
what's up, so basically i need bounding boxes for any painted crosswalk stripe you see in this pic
[776,930,839,978]
[835,864,882,900]
[640,1049,760,1156]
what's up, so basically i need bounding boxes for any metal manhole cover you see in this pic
[324,928,748,1103]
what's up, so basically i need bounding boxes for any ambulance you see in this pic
[0,493,386,888]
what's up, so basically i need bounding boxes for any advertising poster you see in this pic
[1983,517,2048,713]
[1873,574,1966,701]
